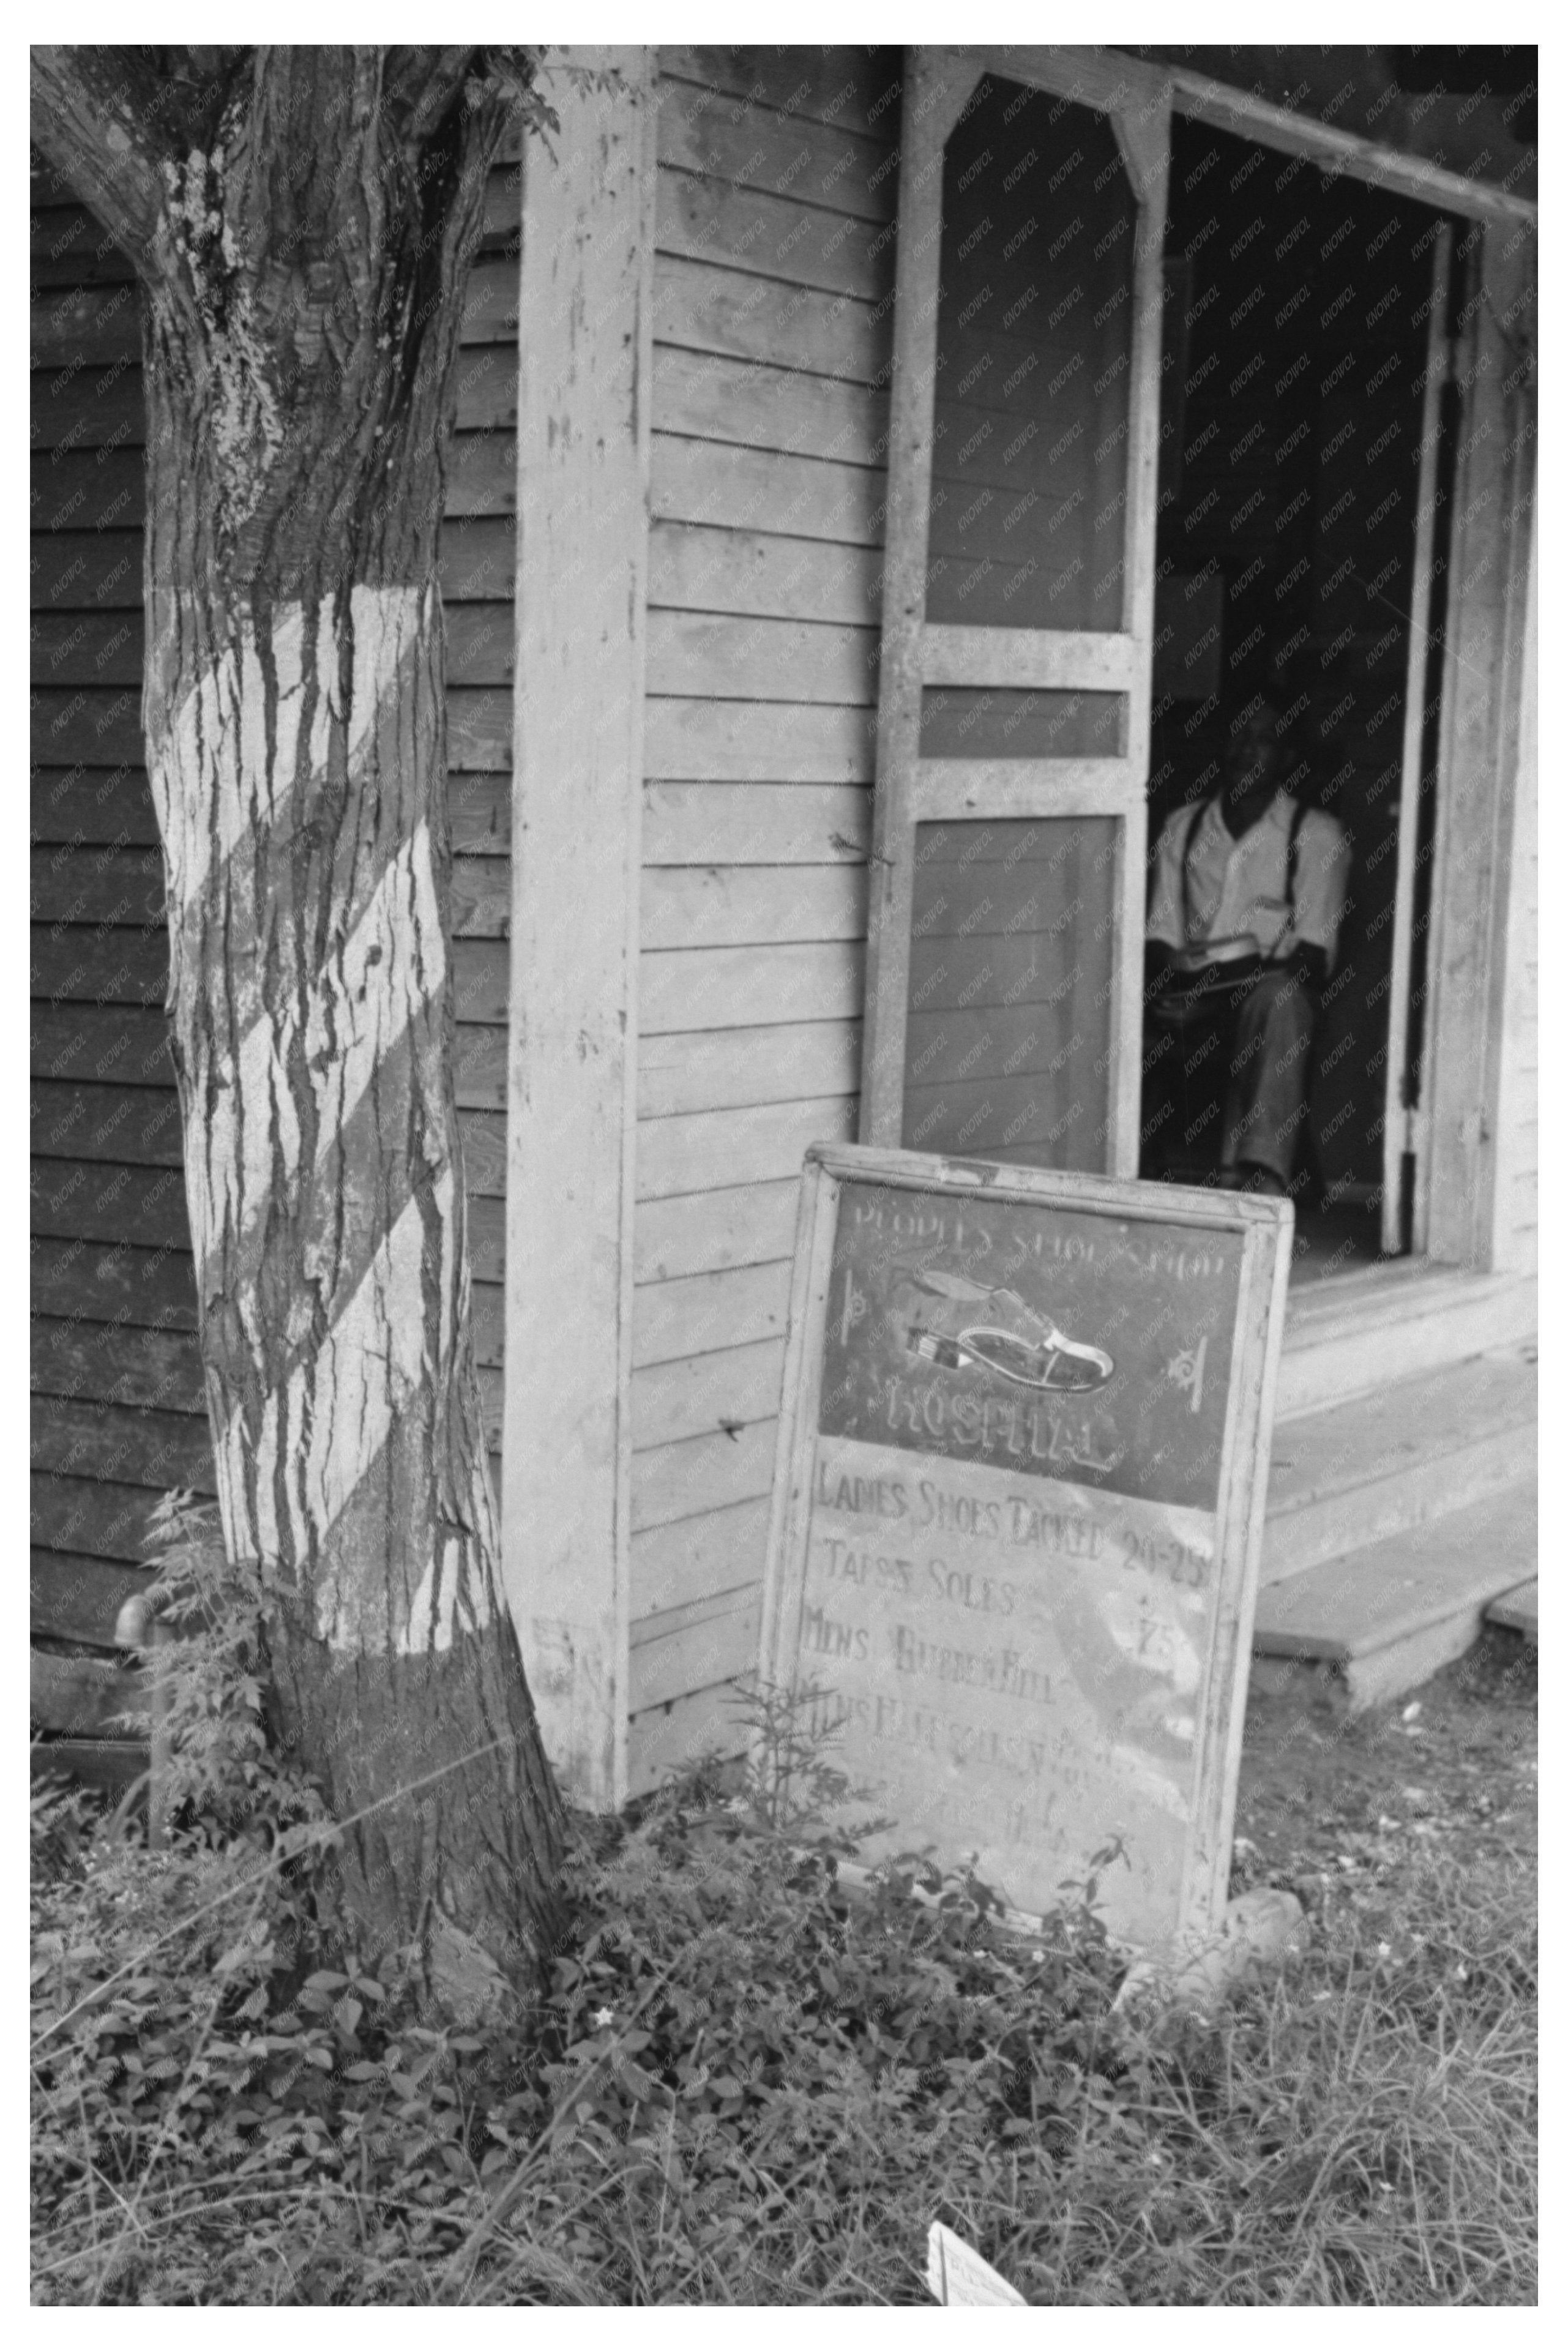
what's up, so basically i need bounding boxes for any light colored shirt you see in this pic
[1146,790,1350,971]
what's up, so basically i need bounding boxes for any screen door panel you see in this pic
[925,86,1135,635]
[862,48,1170,1176]
[903,816,1118,1168]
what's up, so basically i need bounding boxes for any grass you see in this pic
[31,1724,1537,2306]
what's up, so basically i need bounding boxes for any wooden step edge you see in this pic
[1275,1299,1537,1423]
[1485,1581,1539,1638]
[1282,1261,1528,1339]
[1339,1609,1493,1712]
[1255,1562,1521,1663]
[1262,1419,1536,1566]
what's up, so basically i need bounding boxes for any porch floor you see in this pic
[1287,1198,1387,1288]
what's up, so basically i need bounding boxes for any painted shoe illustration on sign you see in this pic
[896,1267,1114,1393]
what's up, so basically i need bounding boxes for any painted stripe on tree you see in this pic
[150,582,499,1658]
[214,1171,498,1654]
[184,820,447,1295]
[148,586,427,907]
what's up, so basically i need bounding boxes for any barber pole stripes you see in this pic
[149,584,505,1658]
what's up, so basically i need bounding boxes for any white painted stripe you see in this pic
[151,586,425,921]
[218,1169,498,1654]
[184,820,446,1292]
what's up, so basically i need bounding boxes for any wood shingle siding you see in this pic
[29,138,523,1692]
[626,48,898,1793]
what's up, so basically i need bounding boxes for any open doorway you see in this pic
[1141,117,1462,1285]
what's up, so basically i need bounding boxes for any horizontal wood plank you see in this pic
[632,1177,801,1285]
[32,1471,176,1563]
[637,1019,861,1119]
[630,1336,786,1450]
[32,1394,214,1490]
[630,1495,773,1619]
[653,344,886,466]
[646,608,878,705]
[632,1258,794,1370]
[31,1648,146,1738]
[32,1315,200,1411]
[628,1591,762,1714]
[649,518,883,624]
[651,433,885,545]
[656,79,894,220]
[656,169,892,303]
[640,863,865,950]
[657,50,898,141]
[651,253,889,386]
[640,940,864,1033]
[626,1678,747,1796]
[642,780,870,865]
[29,530,141,610]
[31,1550,154,1647]
[643,696,876,782]
[631,1418,778,1534]
[636,1093,854,1201]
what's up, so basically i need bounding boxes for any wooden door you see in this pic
[861,48,1170,1175]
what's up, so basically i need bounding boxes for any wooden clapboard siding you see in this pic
[625,52,896,1755]
[638,1021,861,1119]
[633,1178,802,1287]
[643,781,869,865]
[28,147,522,1693]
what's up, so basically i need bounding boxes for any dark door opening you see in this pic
[1143,116,1460,1284]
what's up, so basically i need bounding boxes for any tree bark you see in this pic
[31,45,565,2008]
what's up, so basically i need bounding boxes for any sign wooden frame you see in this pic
[758,1144,1293,1954]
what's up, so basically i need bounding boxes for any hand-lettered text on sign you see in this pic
[760,1149,1291,1953]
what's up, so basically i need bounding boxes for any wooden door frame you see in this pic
[864,44,1537,1271]
[504,49,657,1809]
[1146,62,1537,1274]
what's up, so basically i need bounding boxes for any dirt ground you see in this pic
[1230,1626,1538,1907]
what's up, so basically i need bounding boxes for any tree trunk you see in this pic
[32,45,564,2006]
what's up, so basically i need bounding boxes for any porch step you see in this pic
[1262,1343,1536,1587]
[1277,1266,1535,1421]
[1486,1580,1539,1640]
[1252,1475,1537,1710]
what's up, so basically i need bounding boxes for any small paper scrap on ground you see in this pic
[927,2221,1025,2306]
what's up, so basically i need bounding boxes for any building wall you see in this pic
[29,141,523,1705]
[625,47,900,1791]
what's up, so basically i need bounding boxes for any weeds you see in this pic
[31,1549,1537,2306]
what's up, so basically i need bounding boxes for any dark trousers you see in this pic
[1142,965,1317,1186]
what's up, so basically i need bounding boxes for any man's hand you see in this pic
[1285,942,1329,992]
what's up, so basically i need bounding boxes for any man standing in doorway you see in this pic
[1143,702,1351,1195]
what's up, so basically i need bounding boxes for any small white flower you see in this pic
[592,2006,615,2028]
[1376,1942,1392,1959]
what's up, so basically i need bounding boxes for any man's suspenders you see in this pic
[1178,796,1309,950]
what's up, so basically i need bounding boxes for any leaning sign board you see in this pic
[758,1146,1293,1953]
